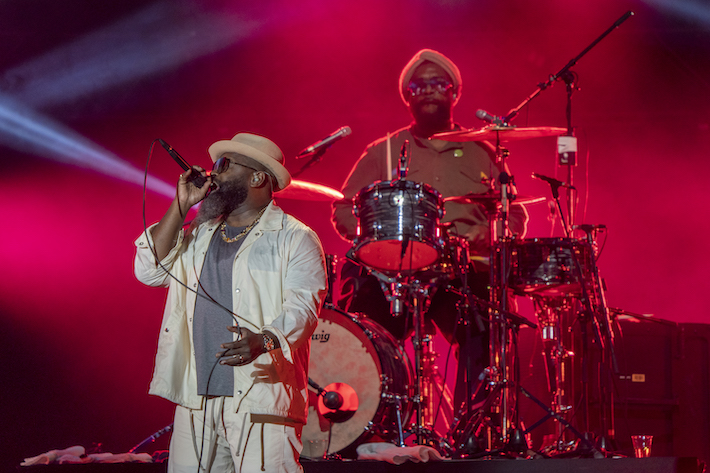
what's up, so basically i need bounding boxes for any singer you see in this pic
[330,49,529,415]
[134,132,327,473]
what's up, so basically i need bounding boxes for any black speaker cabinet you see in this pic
[517,317,710,464]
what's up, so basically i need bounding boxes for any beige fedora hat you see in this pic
[208,132,291,190]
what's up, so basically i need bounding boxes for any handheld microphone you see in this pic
[475,109,505,126]
[531,172,571,189]
[297,126,352,157]
[158,139,208,188]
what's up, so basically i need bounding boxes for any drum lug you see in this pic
[414,223,424,238]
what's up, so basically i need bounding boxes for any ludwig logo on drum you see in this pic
[312,330,330,343]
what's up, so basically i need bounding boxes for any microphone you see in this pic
[308,378,344,410]
[158,139,208,188]
[475,109,505,126]
[531,172,571,189]
[323,391,344,410]
[297,126,352,157]
[572,224,606,232]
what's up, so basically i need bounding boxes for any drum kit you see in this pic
[294,11,637,457]
[286,123,618,460]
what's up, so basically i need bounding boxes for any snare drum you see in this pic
[353,180,444,273]
[301,305,413,459]
[509,238,592,296]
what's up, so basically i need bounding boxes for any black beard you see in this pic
[193,176,248,227]
[411,100,452,135]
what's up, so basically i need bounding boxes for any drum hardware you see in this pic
[463,12,632,453]
[514,228,617,455]
[485,166,522,450]
[324,254,339,305]
[492,13,633,451]
[529,297,578,452]
[407,279,444,446]
[421,340,455,433]
[348,241,462,446]
[518,386,598,456]
[380,391,408,447]
[398,139,410,179]
[576,226,618,451]
[530,151,618,453]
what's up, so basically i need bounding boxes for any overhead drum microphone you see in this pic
[475,109,505,126]
[531,172,572,189]
[297,126,352,157]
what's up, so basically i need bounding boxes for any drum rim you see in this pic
[303,305,414,458]
[354,178,444,205]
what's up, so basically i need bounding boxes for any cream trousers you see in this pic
[168,397,303,473]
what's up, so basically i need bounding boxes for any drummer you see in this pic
[330,49,528,409]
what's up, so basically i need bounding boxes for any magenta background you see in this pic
[0,0,708,467]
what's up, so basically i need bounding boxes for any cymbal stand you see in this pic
[365,262,446,445]
[535,180,611,450]
[408,279,443,445]
[482,140,522,450]
[577,226,618,451]
[529,296,579,453]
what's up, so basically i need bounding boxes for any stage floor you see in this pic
[19,457,704,473]
[300,457,704,473]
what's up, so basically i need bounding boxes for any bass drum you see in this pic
[302,305,413,459]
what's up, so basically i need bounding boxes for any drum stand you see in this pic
[486,160,525,452]
[363,248,455,447]
[535,179,618,454]
[446,143,526,455]
[386,274,454,446]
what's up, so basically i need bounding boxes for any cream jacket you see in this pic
[134,201,326,423]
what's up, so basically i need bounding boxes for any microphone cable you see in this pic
[141,139,262,472]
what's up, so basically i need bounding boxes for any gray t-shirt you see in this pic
[193,223,250,396]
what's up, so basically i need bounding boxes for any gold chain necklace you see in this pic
[220,207,267,243]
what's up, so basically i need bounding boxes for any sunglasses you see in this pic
[407,78,453,96]
[212,156,257,175]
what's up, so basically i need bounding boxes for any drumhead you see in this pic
[301,305,412,458]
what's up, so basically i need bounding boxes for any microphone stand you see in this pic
[128,424,174,454]
[501,10,634,125]
[497,11,632,453]
[293,147,328,179]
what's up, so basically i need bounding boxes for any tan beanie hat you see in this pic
[399,49,462,106]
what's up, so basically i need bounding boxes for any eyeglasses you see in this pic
[212,156,257,175]
[407,78,453,96]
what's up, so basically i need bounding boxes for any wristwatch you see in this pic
[262,332,276,352]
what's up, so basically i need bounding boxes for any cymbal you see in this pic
[433,126,567,143]
[444,191,545,206]
[275,179,344,201]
